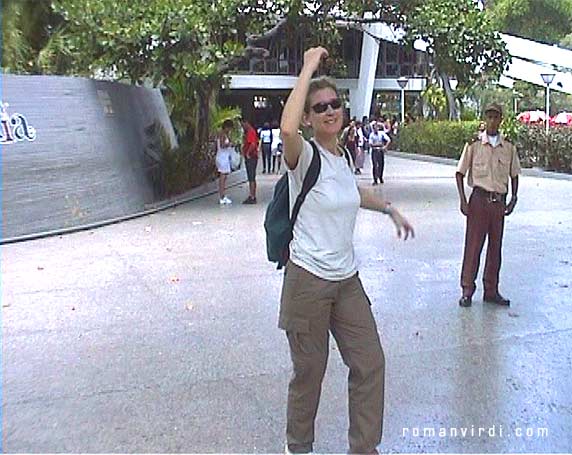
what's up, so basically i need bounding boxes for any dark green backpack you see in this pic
[264,140,351,270]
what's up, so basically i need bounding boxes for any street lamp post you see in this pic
[397,76,409,124]
[513,91,522,115]
[540,73,555,135]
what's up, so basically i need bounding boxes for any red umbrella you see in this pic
[551,112,572,126]
[517,110,547,124]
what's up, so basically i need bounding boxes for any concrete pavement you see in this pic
[2,154,572,453]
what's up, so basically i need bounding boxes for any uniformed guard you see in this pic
[455,103,521,307]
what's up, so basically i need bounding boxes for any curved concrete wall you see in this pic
[1,75,178,241]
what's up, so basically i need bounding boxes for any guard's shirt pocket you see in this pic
[496,153,511,181]
[473,156,489,178]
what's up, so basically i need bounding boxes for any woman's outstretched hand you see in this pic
[389,209,415,240]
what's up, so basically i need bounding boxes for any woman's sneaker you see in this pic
[223,196,232,204]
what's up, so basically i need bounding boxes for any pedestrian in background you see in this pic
[368,122,391,185]
[355,120,365,174]
[271,120,283,173]
[240,118,259,204]
[343,121,357,163]
[456,103,520,307]
[361,115,372,154]
[259,121,273,173]
[279,46,415,455]
[478,121,486,139]
[215,119,235,205]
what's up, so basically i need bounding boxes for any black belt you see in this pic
[473,186,506,203]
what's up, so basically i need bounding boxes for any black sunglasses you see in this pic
[311,98,342,114]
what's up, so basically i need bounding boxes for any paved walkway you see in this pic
[2,155,572,453]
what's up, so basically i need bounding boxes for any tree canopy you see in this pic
[487,0,572,45]
[3,1,514,158]
[1,0,62,73]
[404,0,510,118]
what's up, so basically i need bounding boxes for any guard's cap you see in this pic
[484,102,503,116]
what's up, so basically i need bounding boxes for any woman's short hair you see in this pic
[304,77,339,113]
[222,119,234,130]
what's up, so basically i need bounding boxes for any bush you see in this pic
[516,126,572,172]
[399,120,479,159]
[399,120,572,173]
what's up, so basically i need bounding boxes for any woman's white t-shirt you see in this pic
[287,139,361,281]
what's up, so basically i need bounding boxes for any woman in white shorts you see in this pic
[216,119,235,204]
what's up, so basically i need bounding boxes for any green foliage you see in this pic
[404,0,510,87]
[400,120,572,173]
[464,80,572,120]
[470,83,517,115]
[500,115,526,142]
[460,108,478,121]
[421,84,447,119]
[210,105,242,143]
[211,106,241,129]
[488,0,572,44]
[2,0,60,73]
[515,126,572,171]
[46,0,295,192]
[36,29,75,74]
[52,0,254,82]
[146,121,217,197]
[8,0,520,189]
[512,80,572,114]
[561,32,572,49]
[403,0,510,119]
[399,120,480,159]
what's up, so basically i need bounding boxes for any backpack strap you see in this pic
[289,140,351,229]
[338,144,353,168]
[290,140,322,229]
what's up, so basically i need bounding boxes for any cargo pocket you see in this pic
[278,315,310,333]
[279,316,315,355]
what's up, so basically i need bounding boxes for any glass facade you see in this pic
[233,28,428,79]
[376,40,428,78]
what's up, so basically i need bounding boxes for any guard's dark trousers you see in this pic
[461,189,506,297]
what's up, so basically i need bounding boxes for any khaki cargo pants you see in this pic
[279,261,385,454]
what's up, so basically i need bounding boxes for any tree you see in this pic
[1,0,62,73]
[45,0,407,167]
[560,32,572,49]
[488,0,572,44]
[404,0,510,120]
[49,0,293,163]
[20,0,511,188]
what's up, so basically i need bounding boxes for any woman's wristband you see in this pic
[381,204,393,215]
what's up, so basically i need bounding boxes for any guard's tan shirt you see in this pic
[457,134,521,194]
